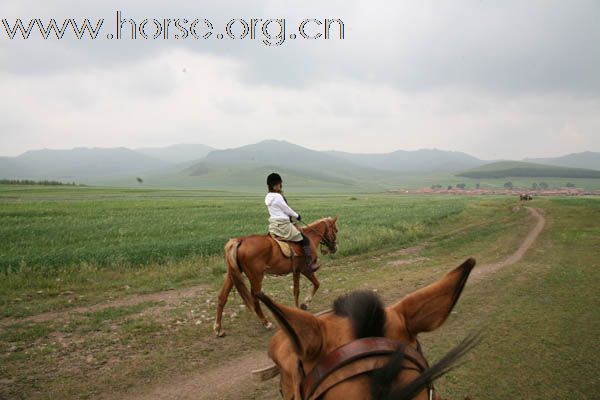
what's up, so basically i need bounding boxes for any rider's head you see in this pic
[267,172,283,192]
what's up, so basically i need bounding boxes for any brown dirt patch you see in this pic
[118,351,269,400]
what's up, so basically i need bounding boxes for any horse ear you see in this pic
[333,215,338,223]
[391,258,476,338]
[256,292,323,360]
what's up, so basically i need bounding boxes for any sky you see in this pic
[1,0,599,160]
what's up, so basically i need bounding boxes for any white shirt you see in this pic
[265,192,299,220]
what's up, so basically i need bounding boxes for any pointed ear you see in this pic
[256,292,323,360]
[392,258,476,338]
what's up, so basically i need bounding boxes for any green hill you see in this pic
[195,140,390,182]
[525,151,600,170]
[326,148,484,172]
[135,143,214,163]
[1,147,170,180]
[457,161,600,179]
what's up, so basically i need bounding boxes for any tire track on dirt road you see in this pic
[119,207,546,400]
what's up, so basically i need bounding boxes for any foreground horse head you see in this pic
[256,258,477,399]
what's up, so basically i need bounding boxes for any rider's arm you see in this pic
[275,194,299,219]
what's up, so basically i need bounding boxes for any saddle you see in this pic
[269,234,299,259]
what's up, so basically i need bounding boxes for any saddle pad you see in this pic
[270,234,298,258]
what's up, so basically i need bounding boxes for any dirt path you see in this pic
[0,284,209,327]
[469,207,545,283]
[118,207,546,400]
[121,351,268,400]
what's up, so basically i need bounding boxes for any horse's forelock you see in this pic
[333,290,386,339]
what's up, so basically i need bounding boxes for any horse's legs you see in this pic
[300,273,320,310]
[213,273,233,337]
[250,274,273,330]
[293,271,301,308]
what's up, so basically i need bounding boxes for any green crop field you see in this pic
[0,184,598,399]
[0,185,466,272]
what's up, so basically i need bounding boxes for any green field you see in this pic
[101,170,600,191]
[0,185,466,272]
[0,185,598,399]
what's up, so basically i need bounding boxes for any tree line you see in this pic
[0,179,83,186]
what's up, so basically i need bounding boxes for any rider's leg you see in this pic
[299,233,317,273]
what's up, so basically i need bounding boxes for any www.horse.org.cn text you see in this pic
[1,11,345,47]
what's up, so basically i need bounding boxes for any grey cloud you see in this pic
[1,0,599,158]
[4,1,599,95]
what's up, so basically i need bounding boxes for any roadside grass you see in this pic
[0,256,219,318]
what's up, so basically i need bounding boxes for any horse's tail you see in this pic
[224,239,255,311]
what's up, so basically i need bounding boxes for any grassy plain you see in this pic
[0,185,598,399]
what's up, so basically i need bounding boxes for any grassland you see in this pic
[0,185,598,399]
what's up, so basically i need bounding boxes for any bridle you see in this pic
[298,219,338,252]
[295,337,436,400]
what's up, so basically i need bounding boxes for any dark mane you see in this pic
[333,290,386,338]
[371,333,482,400]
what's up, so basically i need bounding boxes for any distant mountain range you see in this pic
[1,140,599,189]
[135,143,214,164]
[325,148,484,172]
[525,151,600,171]
[0,147,170,180]
[458,161,600,179]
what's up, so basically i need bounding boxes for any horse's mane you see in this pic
[371,333,482,400]
[303,217,333,230]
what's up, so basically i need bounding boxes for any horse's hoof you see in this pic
[264,322,274,330]
[300,303,308,311]
[213,323,226,338]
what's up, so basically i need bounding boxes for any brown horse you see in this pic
[213,217,339,337]
[255,258,478,399]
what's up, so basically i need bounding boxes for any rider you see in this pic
[265,172,318,274]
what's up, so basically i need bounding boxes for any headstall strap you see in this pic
[300,337,430,400]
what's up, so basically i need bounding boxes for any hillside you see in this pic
[325,148,485,172]
[0,157,31,178]
[0,147,170,180]
[457,161,600,179]
[197,140,386,181]
[135,143,215,164]
[525,151,600,171]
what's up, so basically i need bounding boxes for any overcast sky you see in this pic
[1,0,599,159]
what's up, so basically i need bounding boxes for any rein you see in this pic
[297,337,435,400]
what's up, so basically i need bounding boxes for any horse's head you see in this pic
[257,258,477,400]
[320,216,338,254]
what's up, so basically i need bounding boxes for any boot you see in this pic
[301,243,318,274]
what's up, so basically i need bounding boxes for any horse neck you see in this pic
[304,220,326,246]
